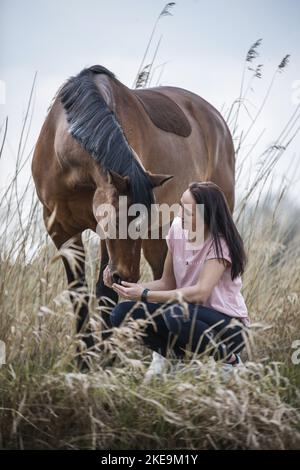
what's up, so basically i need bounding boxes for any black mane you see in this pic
[58,65,154,208]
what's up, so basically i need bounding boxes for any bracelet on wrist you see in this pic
[141,288,150,302]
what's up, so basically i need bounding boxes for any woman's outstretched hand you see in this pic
[112,281,145,301]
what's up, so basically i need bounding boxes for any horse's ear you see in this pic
[107,169,130,193]
[146,172,174,188]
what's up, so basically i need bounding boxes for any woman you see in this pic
[104,181,249,376]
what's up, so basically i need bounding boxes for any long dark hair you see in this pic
[188,181,247,280]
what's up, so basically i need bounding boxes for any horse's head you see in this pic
[93,169,173,283]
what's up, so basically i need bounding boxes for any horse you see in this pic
[31,64,235,367]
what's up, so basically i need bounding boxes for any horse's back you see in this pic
[138,85,235,210]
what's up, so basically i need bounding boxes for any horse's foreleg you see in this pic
[96,239,118,341]
[142,238,168,280]
[43,207,94,369]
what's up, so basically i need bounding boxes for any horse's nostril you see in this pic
[112,272,122,284]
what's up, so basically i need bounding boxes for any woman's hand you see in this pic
[112,281,145,301]
[103,265,113,288]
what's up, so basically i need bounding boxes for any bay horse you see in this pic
[31,64,235,367]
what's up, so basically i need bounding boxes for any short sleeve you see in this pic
[206,237,232,265]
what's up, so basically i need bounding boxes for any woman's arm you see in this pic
[113,258,229,303]
[147,258,229,303]
[139,248,176,291]
[146,258,228,303]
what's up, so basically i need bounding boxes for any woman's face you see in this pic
[178,189,204,233]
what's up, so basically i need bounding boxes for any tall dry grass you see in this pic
[0,32,300,449]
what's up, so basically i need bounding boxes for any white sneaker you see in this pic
[231,353,244,367]
[143,351,169,383]
[221,354,244,381]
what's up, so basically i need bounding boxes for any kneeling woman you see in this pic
[104,181,250,370]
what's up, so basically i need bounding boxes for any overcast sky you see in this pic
[1,0,300,209]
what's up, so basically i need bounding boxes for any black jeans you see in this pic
[109,300,247,360]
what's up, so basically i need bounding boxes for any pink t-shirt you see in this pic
[165,216,250,327]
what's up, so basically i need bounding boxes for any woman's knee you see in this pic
[110,300,155,327]
[110,301,137,327]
